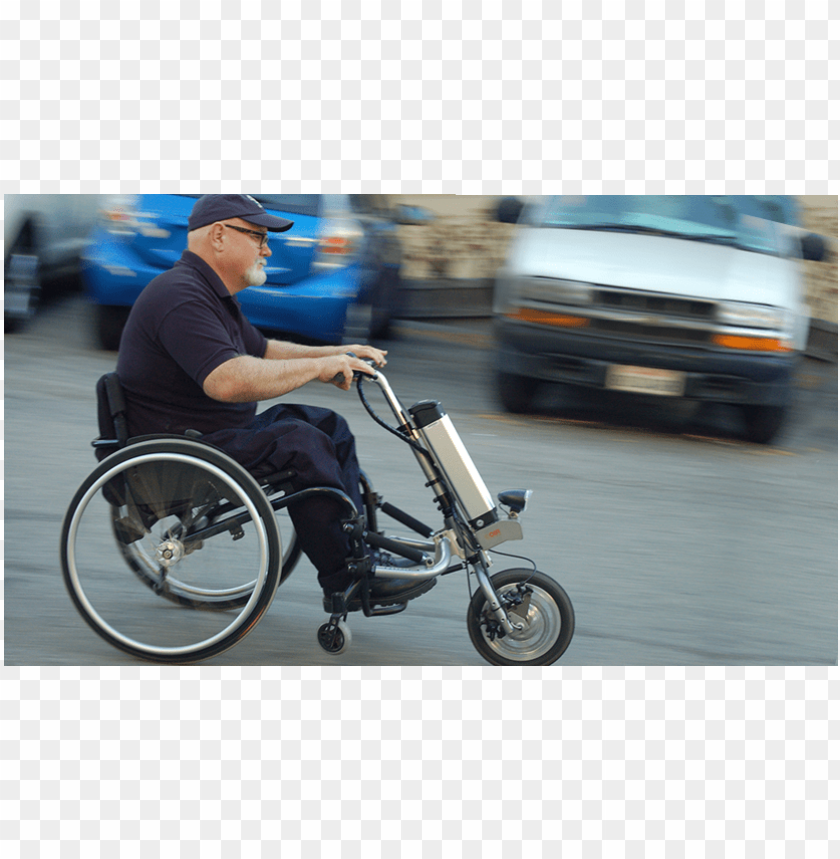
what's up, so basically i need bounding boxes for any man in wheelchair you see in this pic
[115,194,433,608]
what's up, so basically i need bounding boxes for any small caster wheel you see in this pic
[317,620,352,655]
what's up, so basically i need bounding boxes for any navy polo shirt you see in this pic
[117,250,268,437]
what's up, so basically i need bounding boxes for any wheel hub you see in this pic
[506,613,540,642]
[155,538,184,568]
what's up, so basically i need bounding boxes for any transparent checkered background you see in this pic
[1,1,838,856]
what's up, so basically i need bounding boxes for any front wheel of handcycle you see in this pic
[466,569,574,666]
[60,439,283,664]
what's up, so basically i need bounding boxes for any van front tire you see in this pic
[743,404,786,444]
[497,372,538,414]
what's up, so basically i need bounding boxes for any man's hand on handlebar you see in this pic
[321,353,381,391]
[343,344,387,368]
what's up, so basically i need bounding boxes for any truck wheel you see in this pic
[496,371,538,414]
[743,405,786,444]
[4,224,40,333]
[368,269,402,340]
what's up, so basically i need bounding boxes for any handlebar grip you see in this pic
[333,371,366,384]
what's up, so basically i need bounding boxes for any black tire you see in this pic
[467,569,574,666]
[317,620,352,654]
[368,268,402,340]
[61,439,283,664]
[96,304,131,351]
[496,371,539,414]
[743,404,786,444]
[4,223,41,333]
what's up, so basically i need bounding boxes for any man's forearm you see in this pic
[263,339,346,361]
[203,354,326,403]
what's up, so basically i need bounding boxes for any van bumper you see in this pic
[495,322,799,407]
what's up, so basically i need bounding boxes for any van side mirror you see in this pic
[801,233,825,262]
[496,197,524,224]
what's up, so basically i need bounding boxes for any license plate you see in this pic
[605,365,686,397]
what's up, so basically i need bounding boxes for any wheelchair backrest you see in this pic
[95,372,129,460]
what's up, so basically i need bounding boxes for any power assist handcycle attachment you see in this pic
[316,359,575,666]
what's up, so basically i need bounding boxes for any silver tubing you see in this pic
[372,536,452,580]
[366,370,412,425]
[473,559,520,635]
[383,536,436,553]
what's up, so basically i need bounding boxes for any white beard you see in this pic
[245,260,267,287]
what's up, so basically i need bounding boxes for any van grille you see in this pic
[589,319,712,344]
[594,289,716,320]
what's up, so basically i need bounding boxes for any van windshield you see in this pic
[532,195,785,255]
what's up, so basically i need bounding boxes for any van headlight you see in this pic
[713,302,796,352]
[716,302,789,331]
[494,274,593,313]
[522,278,593,306]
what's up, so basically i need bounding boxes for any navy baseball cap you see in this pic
[188,194,294,233]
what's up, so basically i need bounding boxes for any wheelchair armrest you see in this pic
[91,437,124,462]
[92,437,121,448]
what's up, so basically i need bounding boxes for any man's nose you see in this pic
[261,243,272,257]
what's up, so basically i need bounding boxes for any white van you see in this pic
[493,195,825,443]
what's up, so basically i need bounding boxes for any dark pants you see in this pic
[201,404,364,590]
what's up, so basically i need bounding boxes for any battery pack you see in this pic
[409,400,498,530]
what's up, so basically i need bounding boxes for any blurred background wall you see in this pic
[797,195,838,325]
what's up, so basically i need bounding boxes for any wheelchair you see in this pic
[60,369,575,665]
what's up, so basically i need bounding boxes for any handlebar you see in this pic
[332,354,379,386]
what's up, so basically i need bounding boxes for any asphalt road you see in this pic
[4,294,838,666]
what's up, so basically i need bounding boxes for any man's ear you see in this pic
[208,222,226,251]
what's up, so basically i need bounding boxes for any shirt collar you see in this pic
[177,250,235,300]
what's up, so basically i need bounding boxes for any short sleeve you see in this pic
[156,297,265,387]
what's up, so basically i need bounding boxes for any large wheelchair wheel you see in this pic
[467,569,575,666]
[60,439,283,664]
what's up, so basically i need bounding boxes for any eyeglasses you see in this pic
[222,223,269,248]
